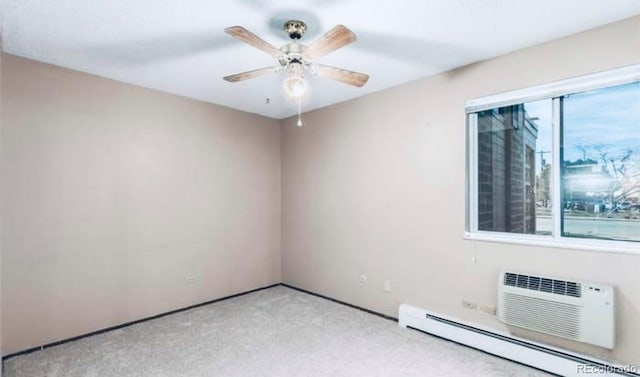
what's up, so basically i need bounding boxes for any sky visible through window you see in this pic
[563,82,640,163]
[523,99,552,175]
[524,82,640,170]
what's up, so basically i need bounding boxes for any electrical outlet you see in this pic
[462,300,477,310]
[360,274,367,284]
[184,276,196,285]
[383,280,392,293]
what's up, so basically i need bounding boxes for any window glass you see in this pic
[476,99,553,235]
[469,69,639,246]
[561,82,640,241]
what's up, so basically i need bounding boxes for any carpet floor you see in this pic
[4,286,552,377]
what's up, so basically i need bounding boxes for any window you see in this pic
[466,66,640,251]
[476,100,553,236]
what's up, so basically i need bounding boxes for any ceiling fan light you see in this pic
[283,75,307,99]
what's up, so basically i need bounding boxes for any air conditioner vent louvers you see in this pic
[499,272,615,349]
[503,272,581,298]
[502,293,582,339]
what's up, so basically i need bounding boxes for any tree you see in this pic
[593,144,640,212]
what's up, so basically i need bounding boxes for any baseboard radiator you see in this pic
[398,304,636,377]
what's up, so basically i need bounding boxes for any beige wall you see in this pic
[281,16,640,364]
[1,15,638,366]
[1,35,4,375]
[1,54,282,355]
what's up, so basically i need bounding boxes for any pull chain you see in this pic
[296,97,303,127]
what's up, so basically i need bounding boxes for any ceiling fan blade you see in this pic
[314,64,369,87]
[225,26,283,59]
[223,66,281,82]
[304,25,357,59]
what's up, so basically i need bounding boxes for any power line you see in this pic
[538,150,550,166]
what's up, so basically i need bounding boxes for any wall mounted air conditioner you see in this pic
[498,271,615,349]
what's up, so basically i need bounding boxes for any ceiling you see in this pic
[2,0,639,119]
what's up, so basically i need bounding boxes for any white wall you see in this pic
[1,54,282,355]
[281,16,640,365]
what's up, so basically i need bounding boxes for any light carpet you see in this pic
[4,286,552,377]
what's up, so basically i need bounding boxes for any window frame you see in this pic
[465,64,640,254]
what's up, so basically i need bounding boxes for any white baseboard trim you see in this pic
[398,304,638,377]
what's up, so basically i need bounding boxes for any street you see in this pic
[536,216,640,241]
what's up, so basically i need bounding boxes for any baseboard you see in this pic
[399,304,639,377]
[1,283,280,361]
[281,283,398,322]
[5,283,637,377]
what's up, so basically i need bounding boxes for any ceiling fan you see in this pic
[223,20,370,99]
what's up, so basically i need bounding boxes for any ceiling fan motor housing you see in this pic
[284,20,307,40]
[278,42,306,67]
